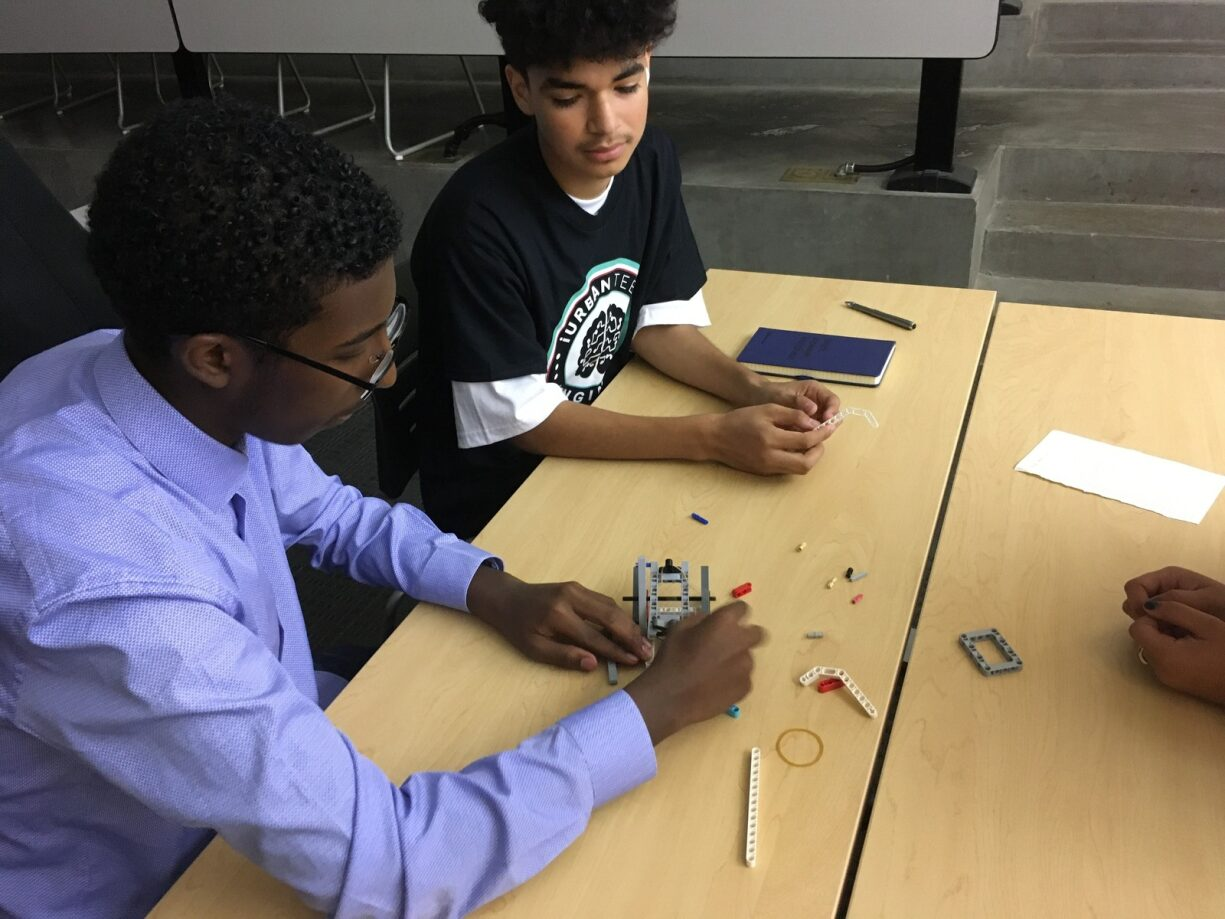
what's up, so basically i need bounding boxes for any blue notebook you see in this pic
[736,327,896,386]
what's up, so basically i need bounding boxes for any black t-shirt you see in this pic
[411,123,707,538]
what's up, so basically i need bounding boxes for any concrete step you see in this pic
[1036,1,1225,45]
[1023,1,1225,87]
[1038,39,1225,53]
[999,147,1225,207]
[982,200,1225,290]
[978,272,1225,318]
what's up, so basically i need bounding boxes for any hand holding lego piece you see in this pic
[1130,598,1225,706]
[754,377,842,425]
[466,567,653,673]
[624,601,766,745]
[707,403,836,475]
[1122,566,1225,624]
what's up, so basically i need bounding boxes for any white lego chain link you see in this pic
[816,406,879,431]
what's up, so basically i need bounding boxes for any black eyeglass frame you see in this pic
[240,299,407,401]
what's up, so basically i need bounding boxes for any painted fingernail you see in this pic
[1144,600,1157,610]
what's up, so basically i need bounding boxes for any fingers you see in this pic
[709,601,767,649]
[792,392,819,417]
[528,637,598,672]
[1129,615,1174,655]
[1121,576,1153,619]
[820,389,842,421]
[760,404,820,432]
[788,381,840,420]
[761,442,826,475]
[1142,599,1225,639]
[561,617,642,666]
[711,599,751,624]
[566,583,652,660]
[1127,567,1212,602]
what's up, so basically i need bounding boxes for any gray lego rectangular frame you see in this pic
[959,628,1023,676]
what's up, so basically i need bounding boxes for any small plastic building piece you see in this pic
[731,582,752,599]
[816,406,880,431]
[690,512,709,525]
[851,593,864,604]
[805,630,825,639]
[745,747,761,867]
[726,705,741,718]
[799,665,878,717]
[849,570,869,582]
[845,567,855,579]
[959,628,1023,676]
[817,677,844,693]
[796,542,807,552]
[826,577,837,589]
[607,661,618,685]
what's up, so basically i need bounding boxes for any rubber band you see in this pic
[775,727,824,768]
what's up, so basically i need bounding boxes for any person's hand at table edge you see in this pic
[1130,598,1225,706]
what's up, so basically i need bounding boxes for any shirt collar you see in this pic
[94,334,250,510]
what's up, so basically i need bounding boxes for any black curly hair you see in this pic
[478,0,676,72]
[87,96,401,355]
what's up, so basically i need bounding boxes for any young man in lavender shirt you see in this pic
[0,98,763,918]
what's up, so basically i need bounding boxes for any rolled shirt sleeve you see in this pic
[13,589,657,918]
[634,288,711,335]
[451,376,569,449]
[451,287,710,451]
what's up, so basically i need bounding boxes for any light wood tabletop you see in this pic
[152,270,995,918]
[848,302,1225,918]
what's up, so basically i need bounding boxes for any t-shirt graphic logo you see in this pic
[547,258,639,403]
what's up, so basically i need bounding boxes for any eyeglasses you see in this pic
[241,299,407,402]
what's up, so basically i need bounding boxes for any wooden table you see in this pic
[153,270,995,918]
[849,302,1225,918]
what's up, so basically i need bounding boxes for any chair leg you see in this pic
[310,55,377,138]
[277,54,312,117]
[383,55,487,161]
[0,54,72,121]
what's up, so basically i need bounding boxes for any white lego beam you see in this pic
[745,747,761,868]
[798,665,878,718]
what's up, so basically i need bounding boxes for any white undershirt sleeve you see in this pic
[452,375,568,449]
[634,288,711,336]
[452,288,709,450]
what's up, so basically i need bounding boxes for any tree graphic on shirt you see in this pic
[576,304,626,379]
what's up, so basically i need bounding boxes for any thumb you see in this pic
[1144,600,1224,638]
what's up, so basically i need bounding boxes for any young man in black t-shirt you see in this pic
[412,0,843,538]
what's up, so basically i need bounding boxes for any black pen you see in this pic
[844,300,917,331]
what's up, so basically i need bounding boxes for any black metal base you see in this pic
[885,163,977,194]
[443,112,507,158]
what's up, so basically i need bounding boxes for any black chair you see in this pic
[0,138,120,380]
[371,295,425,635]
[371,297,422,500]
